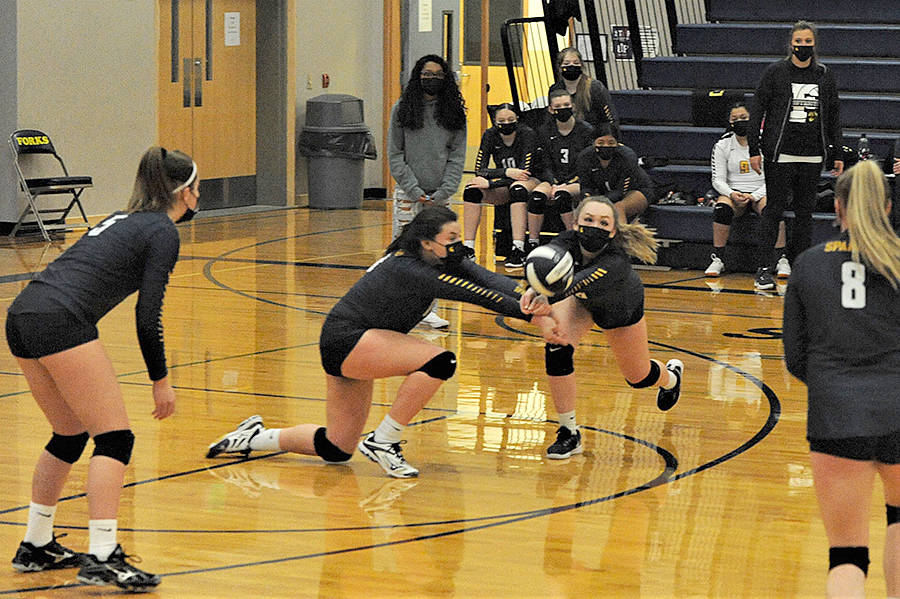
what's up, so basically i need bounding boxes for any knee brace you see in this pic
[829,546,869,575]
[45,431,90,464]
[528,190,548,215]
[713,202,734,225]
[313,427,353,463]
[417,350,457,380]
[553,190,573,213]
[92,430,135,466]
[626,360,662,388]
[509,184,530,204]
[463,186,483,204]
[545,344,575,376]
[887,504,900,525]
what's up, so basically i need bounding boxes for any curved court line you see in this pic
[0,222,781,593]
[0,345,778,594]
[0,426,677,595]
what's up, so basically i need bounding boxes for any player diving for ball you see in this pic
[520,196,684,459]
[207,206,560,478]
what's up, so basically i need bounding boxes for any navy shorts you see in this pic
[810,431,900,464]
[584,295,645,330]
[319,315,366,378]
[6,311,99,359]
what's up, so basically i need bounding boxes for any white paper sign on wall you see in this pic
[225,12,240,46]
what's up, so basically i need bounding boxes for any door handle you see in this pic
[183,58,192,107]
[193,59,203,107]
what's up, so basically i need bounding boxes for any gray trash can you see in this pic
[298,94,377,209]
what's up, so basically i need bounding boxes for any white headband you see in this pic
[172,161,198,193]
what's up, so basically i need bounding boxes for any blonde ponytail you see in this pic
[835,160,900,289]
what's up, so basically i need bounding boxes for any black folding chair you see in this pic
[8,129,92,241]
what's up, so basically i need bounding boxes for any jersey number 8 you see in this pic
[841,261,866,309]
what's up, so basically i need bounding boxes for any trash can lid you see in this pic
[305,94,365,128]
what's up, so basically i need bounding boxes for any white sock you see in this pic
[464,239,475,249]
[558,411,578,433]
[88,519,117,561]
[513,239,525,251]
[374,414,404,444]
[24,502,56,546]
[660,364,677,390]
[249,428,281,451]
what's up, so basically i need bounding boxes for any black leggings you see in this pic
[758,160,822,267]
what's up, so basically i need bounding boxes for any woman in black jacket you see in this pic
[747,20,843,291]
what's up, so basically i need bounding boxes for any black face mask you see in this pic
[553,107,574,122]
[792,45,814,62]
[577,225,611,253]
[561,65,582,81]
[421,78,443,96]
[595,146,617,161]
[176,208,195,223]
[176,196,199,224]
[497,122,518,136]
[730,120,750,137]
[439,240,467,267]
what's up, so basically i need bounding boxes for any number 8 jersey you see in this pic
[783,232,900,440]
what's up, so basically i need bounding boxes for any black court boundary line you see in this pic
[0,425,678,594]
[0,344,778,594]
[0,218,781,593]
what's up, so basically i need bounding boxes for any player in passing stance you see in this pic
[520,196,684,459]
[783,161,900,598]
[208,207,558,478]
[6,147,198,591]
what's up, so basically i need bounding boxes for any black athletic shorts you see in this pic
[319,315,366,378]
[6,311,99,359]
[810,431,900,464]
[583,295,645,330]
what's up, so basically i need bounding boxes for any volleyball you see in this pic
[525,245,574,297]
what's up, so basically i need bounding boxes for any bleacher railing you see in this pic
[500,16,560,113]
[500,0,708,109]
[572,0,707,90]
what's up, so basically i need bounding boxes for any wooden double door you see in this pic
[158,0,257,209]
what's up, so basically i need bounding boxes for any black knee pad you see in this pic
[45,431,89,464]
[545,344,575,376]
[92,430,135,466]
[553,190,573,213]
[887,504,900,525]
[626,360,661,388]
[509,184,530,204]
[463,187,483,204]
[313,427,353,463]
[829,546,869,575]
[528,190,548,215]
[713,202,734,225]
[417,350,457,380]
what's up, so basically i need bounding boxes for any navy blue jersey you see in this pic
[547,230,644,328]
[575,144,653,202]
[536,119,595,184]
[9,211,179,380]
[475,125,538,188]
[783,234,900,439]
[327,251,528,332]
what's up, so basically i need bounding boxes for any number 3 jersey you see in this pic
[783,233,900,439]
[9,211,180,380]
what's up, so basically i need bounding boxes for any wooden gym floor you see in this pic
[0,204,885,597]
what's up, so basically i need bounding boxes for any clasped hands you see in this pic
[520,287,568,346]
